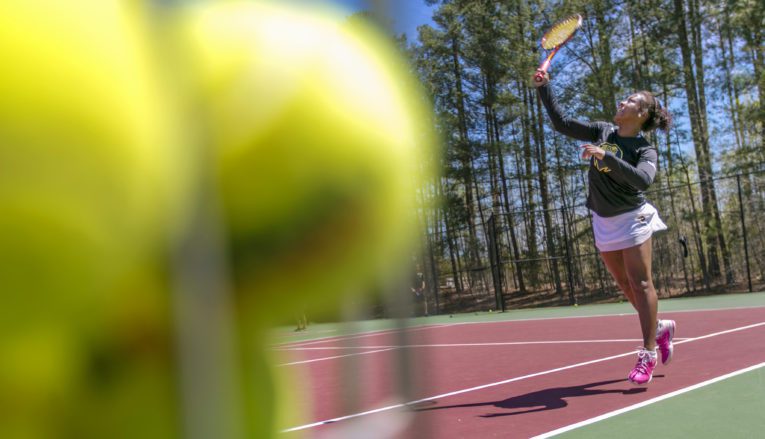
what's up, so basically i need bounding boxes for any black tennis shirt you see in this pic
[537,84,658,217]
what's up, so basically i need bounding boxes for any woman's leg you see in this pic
[622,238,658,350]
[599,250,637,308]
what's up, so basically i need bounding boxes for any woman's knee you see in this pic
[627,277,653,295]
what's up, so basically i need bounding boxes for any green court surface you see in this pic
[557,365,765,438]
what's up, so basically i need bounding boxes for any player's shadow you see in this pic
[413,377,657,418]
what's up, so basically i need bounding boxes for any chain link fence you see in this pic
[422,169,765,315]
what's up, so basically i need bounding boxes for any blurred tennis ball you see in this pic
[0,1,188,437]
[174,1,436,321]
[172,4,437,436]
[0,0,187,321]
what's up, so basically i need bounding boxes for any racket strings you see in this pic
[541,15,582,49]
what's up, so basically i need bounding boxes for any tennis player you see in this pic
[533,70,675,385]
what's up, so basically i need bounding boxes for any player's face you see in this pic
[614,93,647,126]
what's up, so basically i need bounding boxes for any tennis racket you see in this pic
[534,14,583,83]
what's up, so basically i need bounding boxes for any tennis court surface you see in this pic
[273,293,765,437]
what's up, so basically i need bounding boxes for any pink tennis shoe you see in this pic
[628,320,675,385]
[656,319,676,365]
[628,348,658,385]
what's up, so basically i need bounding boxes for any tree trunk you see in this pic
[673,0,724,280]
[520,85,539,287]
[533,88,563,297]
[716,10,744,152]
[494,115,526,294]
[592,0,618,115]
[689,0,734,283]
[449,35,481,278]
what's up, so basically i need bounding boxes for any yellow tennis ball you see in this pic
[174,1,436,320]
[172,5,437,436]
[0,0,187,319]
[0,1,188,437]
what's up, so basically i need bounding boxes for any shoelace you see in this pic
[633,348,655,374]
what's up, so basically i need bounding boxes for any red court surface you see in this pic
[275,306,765,438]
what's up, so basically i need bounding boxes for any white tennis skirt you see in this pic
[592,203,668,252]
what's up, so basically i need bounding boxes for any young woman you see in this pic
[533,70,675,385]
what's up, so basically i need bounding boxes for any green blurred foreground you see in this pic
[0,1,436,438]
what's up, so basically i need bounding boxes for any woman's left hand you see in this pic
[581,144,606,160]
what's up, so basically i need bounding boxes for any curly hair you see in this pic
[637,91,672,132]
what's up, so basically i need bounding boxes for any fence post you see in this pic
[426,234,440,315]
[487,214,506,312]
[736,174,753,292]
[560,205,576,305]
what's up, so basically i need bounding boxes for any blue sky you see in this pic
[339,0,435,38]
[287,0,435,39]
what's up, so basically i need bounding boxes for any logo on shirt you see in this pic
[594,142,622,173]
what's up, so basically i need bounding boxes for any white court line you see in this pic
[275,304,765,348]
[277,339,694,351]
[275,340,663,367]
[673,322,765,346]
[275,340,645,366]
[281,321,765,433]
[276,329,338,337]
[277,323,451,349]
[277,348,397,367]
[443,304,765,328]
[532,362,765,438]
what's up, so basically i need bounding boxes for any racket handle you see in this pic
[535,49,557,83]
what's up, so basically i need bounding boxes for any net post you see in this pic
[488,214,506,312]
[736,174,752,292]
